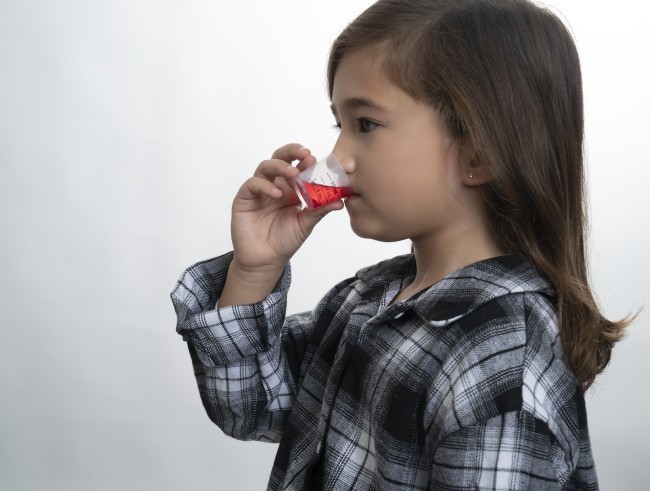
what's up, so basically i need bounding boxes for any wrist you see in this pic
[228,258,287,285]
[219,260,287,308]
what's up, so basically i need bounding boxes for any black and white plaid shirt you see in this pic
[172,252,598,490]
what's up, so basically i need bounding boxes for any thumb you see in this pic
[297,200,345,238]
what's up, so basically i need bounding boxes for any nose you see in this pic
[332,140,355,174]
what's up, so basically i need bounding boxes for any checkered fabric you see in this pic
[171,252,598,490]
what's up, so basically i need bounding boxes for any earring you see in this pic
[469,173,474,179]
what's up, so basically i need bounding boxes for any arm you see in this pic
[172,252,353,442]
[430,410,565,490]
[171,251,296,442]
[171,143,346,441]
[221,143,343,308]
[171,252,296,442]
[428,293,597,490]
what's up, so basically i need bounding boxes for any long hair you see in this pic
[327,0,631,390]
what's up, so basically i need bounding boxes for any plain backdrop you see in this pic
[1,1,648,489]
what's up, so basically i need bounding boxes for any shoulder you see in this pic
[426,258,582,440]
[354,253,416,286]
[519,291,588,458]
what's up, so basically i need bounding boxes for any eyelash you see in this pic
[332,118,379,134]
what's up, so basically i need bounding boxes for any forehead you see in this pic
[331,50,403,109]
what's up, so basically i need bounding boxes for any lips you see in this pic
[346,183,360,197]
[345,192,361,202]
[344,182,360,202]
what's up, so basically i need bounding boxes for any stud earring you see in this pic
[469,173,474,179]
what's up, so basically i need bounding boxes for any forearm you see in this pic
[218,260,287,308]
[172,253,300,440]
[188,342,288,442]
[430,410,566,489]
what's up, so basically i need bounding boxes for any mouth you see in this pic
[343,182,360,203]
[345,192,361,203]
[346,185,359,195]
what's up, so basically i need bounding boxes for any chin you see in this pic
[348,215,405,243]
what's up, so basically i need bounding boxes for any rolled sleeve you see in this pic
[171,251,292,367]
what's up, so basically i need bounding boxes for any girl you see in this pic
[172,0,630,488]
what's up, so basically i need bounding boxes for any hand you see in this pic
[230,143,344,275]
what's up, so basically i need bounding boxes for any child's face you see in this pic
[330,49,473,244]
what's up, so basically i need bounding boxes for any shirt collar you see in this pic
[356,253,555,324]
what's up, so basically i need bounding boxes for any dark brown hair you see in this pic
[327,0,631,390]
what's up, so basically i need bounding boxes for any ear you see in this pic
[460,155,490,186]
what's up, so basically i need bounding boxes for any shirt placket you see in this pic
[311,285,386,459]
[310,282,415,471]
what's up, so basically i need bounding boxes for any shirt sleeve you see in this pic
[170,251,351,443]
[429,409,568,490]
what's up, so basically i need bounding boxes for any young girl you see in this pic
[172,0,630,488]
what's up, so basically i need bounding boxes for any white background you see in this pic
[1,1,648,489]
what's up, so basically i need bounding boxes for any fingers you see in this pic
[241,143,324,205]
[254,158,299,181]
[237,176,283,201]
[252,144,319,198]
[297,199,345,237]
[296,154,317,172]
[254,143,307,183]
[271,143,311,162]
[269,143,317,172]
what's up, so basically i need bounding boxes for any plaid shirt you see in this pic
[171,252,598,490]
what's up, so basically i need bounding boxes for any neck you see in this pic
[409,221,505,291]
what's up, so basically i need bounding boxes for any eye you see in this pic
[357,118,379,133]
[331,122,341,131]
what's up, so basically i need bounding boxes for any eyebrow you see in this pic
[330,97,389,116]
